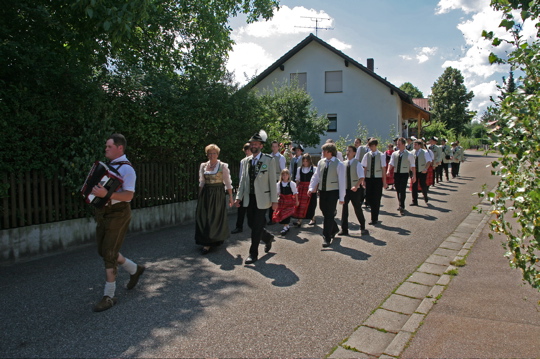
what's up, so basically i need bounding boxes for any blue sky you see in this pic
[226,0,536,120]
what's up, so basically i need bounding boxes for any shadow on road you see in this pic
[244,253,300,287]
[321,238,372,261]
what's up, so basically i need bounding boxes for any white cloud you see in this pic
[417,47,438,63]
[327,38,352,51]
[226,42,274,82]
[436,0,490,14]
[469,80,499,115]
[236,6,332,39]
[399,47,438,63]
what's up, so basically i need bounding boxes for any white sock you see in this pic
[121,258,137,275]
[104,281,116,298]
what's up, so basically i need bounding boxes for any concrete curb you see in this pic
[328,196,493,358]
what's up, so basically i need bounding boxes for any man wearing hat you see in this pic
[406,136,416,151]
[440,138,452,181]
[235,130,278,264]
[428,137,442,184]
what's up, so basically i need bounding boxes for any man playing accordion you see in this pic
[90,133,145,312]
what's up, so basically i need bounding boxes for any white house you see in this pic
[249,34,430,152]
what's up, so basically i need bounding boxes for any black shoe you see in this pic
[424,198,429,204]
[361,229,368,235]
[322,238,331,247]
[231,227,243,234]
[280,227,289,236]
[368,221,379,225]
[410,202,418,206]
[245,256,257,264]
[264,240,272,253]
[308,220,316,225]
[201,247,210,255]
[127,265,145,290]
[338,230,349,236]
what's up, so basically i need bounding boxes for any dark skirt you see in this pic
[195,183,230,246]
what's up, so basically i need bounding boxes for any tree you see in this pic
[0,0,279,182]
[478,0,540,291]
[257,81,329,148]
[429,67,474,135]
[399,82,424,98]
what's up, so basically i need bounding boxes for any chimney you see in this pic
[367,58,374,72]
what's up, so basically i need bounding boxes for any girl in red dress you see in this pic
[272,169,299,236]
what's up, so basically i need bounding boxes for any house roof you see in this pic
[248,33,424,109]
[412,98,430,111]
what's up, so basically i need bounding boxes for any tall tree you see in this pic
[429,67,474,135]
[399,82,424,98]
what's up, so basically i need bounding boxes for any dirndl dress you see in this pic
[385,150,395,185]
[195,163,230,246]
[272,182,296,223]
[293,166,317,219]
[426,165,434,186]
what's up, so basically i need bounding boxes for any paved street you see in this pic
[0,150,501,358]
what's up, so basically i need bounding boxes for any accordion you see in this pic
[81,161,124,208]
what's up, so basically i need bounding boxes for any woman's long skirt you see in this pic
[195,183,230,246]
[293,181,317,219]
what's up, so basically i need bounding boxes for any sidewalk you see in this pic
[329,196,540,358]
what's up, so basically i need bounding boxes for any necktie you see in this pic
[347,162,352,189]
[415,151,419,170]
[396,152,403,174]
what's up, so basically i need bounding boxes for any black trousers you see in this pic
[365,177,383,222]
[235,200,247,229]
[341,188,365,231]
[451,162,460,177]
[319,190,339,240]
[393,173,409,209]
[442,162,450,179]
[246,194,273,258]
[412,172,428,203]
[436,165,443,182]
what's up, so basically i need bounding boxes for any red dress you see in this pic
[385,150,394,185]
[272,182,296,223]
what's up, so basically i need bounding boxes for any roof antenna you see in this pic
[295,16,334,37]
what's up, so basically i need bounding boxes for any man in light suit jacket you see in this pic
[235,130,278,264]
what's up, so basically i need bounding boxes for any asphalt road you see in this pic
[0,150,500,358]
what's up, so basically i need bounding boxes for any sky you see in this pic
[226,0,536,120]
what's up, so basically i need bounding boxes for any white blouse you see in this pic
[276,180,298,195]
[198,160,233,189]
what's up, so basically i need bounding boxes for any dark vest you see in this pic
[299,166,314,182]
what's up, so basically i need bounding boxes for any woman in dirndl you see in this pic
[292,153,318,226]
[385,144,395,190]
[425,142,435,189]
[195,144,234,254]
[272,169,299,236]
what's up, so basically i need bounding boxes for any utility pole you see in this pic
[295,16,334,37]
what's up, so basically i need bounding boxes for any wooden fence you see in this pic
[0,161,240,230]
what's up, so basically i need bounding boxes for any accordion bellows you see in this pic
[81,161,124,208]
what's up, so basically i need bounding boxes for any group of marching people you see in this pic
[196,130,466,262]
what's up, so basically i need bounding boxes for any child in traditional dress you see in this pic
[293,154,317,226]
[272,169,299,235]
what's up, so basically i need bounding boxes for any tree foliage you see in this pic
[399,82,424,98]
[477,0,540,291]
[257,81,329,148]
[0,0,279,190]
[429,67,475,135]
